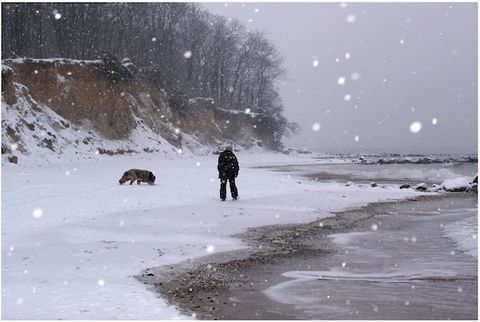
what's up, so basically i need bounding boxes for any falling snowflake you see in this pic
[11,143,18,151]
[351,72,361,80]
[228,86,234,93]
[399,39,405,45]
[411,236,417,242]
[339,3,348,8]
[312,123,321,132]
[52,10,61,20]
[16,297,24,305]
[341,262,346,267]
[371,224,378,231]
[247,19,253,23]
[432,118,438,125]
[354,135,359,142]
[34,70,39,74]
[244,108,251,114]
[206,245,215,253]
[151,37,157,42]
[119,220,125,227]
[174,128,180,134]
[346,14,357,23]
[97,279,105,286]
[457,286,463,293]
[345,52,351,59]
[65,170,71,176]
[177,148,182,154]
[313,59,319,67]
[196,162,201,167]
[95,150,100,155]
[344,94,352,101]
[32,208,43,218]
[409,121,422,133]
[67,71,72,76]
[254,8,259,13]
[184,51,192,59]
[337,77,346,85]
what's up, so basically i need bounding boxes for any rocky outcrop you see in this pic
[397,176,477,194]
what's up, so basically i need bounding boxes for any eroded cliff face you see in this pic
[1,59,261,164]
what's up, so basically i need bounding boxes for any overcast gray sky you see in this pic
[203,2,477,154]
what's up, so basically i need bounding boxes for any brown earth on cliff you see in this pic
[1,58,264,162]
[6,59,176,142]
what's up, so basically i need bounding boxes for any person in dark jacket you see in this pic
[217,146,239,201]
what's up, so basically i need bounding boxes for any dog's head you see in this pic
[119,171,129,184]
[148,172,156,184]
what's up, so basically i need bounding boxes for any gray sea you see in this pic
[256,157,478,319]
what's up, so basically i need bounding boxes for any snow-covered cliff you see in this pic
[1,58,262,165]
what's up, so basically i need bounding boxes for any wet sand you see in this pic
[136,193,477,320]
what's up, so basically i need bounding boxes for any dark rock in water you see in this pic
[429,184,443,192]
[414,183,428,192]
[448,186,467,192]
[399,184,411,189]
[472,175,478,184]
[470,183,478,193]
[8,155,18,164]
[345,181,353,187]
[370,182,377,187]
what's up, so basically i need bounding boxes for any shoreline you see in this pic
[136,192,477,319]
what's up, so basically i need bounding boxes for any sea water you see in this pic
[263,161,477,319]
[285,158,477,184]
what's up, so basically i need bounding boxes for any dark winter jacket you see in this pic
[217,150,239,179]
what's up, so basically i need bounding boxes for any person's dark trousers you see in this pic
[220,177,238,200]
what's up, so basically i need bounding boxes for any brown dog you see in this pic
[119,169,156,185]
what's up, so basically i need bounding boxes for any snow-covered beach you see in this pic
[2,151,476,319]
[2,2,477,320]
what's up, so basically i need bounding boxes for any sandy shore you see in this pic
[136,193,477,319]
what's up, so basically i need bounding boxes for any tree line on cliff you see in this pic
[2,2,298,149]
